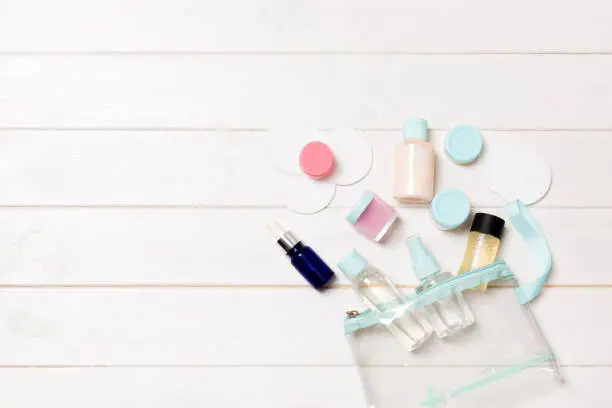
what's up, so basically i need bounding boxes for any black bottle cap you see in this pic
[470,213,505,239]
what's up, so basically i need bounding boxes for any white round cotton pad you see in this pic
[268,128,373,186]
[484,141,552,205]
[267,129,316,176]
[323,129,373,186]
[284,177,336,214]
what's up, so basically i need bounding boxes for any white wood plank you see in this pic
[0,288,606,366]
[0,367,603,408]
[0,207,605,286]
[2,0,612,53]
[0,130,280,206]
[0,130,607,207]
[0,367,365,408]
[2,56,612,129]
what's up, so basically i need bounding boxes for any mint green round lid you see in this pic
[346,191,375,224]
[445,125,483,164]
[430,188,471,230]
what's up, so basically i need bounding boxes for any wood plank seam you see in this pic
[0,363,605,368]
[0,284,607,289]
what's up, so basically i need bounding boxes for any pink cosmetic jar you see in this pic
[346,191,399,242]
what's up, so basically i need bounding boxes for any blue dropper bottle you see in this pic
[268,221,335,290]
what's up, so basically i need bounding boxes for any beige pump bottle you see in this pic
[393,118,435,203]
[458,213,505,292]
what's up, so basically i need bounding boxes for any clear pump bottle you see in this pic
[406,236,474,338]
[338,249,432,351]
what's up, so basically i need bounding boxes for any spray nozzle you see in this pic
[405,235,440,281]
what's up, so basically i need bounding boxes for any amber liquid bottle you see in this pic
[458,213,505,292]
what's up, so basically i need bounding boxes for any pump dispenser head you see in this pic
[403,118,429,141]
[405,235,439,281]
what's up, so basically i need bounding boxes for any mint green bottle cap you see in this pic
[403,118,428,141]
[346,191,375,224]
[405,236,439,281]
[445,125,483,164]
[337,249,367,280]
[430,188,471,230]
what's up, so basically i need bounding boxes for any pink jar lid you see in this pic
[299,141,335,179]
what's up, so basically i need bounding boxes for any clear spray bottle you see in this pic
[338,249,432,351]
[406,236,475,338]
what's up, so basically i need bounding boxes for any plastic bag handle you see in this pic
[507,200,552,304]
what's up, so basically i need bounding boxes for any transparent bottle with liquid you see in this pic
[338,249,432,352]
[458,213,506,292]
[406,236,474,338]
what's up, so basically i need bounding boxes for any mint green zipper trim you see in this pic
[449,353,554,398]
[344,261,513,334]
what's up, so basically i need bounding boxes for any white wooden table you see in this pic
[0,1,609,406]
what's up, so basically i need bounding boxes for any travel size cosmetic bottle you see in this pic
[338,249,432,352]
[406,236,474,338]
[268,221,335,290]
[393,118,435,204]
[458,213,506,292]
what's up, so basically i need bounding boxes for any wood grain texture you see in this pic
[2,0,612,53]
[0,288,606,366]
[2,55,612,128]
[0,207,606,286]
[0,130,607,207]
[0,367,604,408]
[1,0,609,405]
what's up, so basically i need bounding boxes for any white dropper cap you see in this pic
[267,221,288,239]
[268,221,299,252]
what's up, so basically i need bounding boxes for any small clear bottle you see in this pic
[458,213,505,292]
[406,236,474,338]
[338,249,432,352]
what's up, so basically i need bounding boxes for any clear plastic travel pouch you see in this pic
[344,261,563,408]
